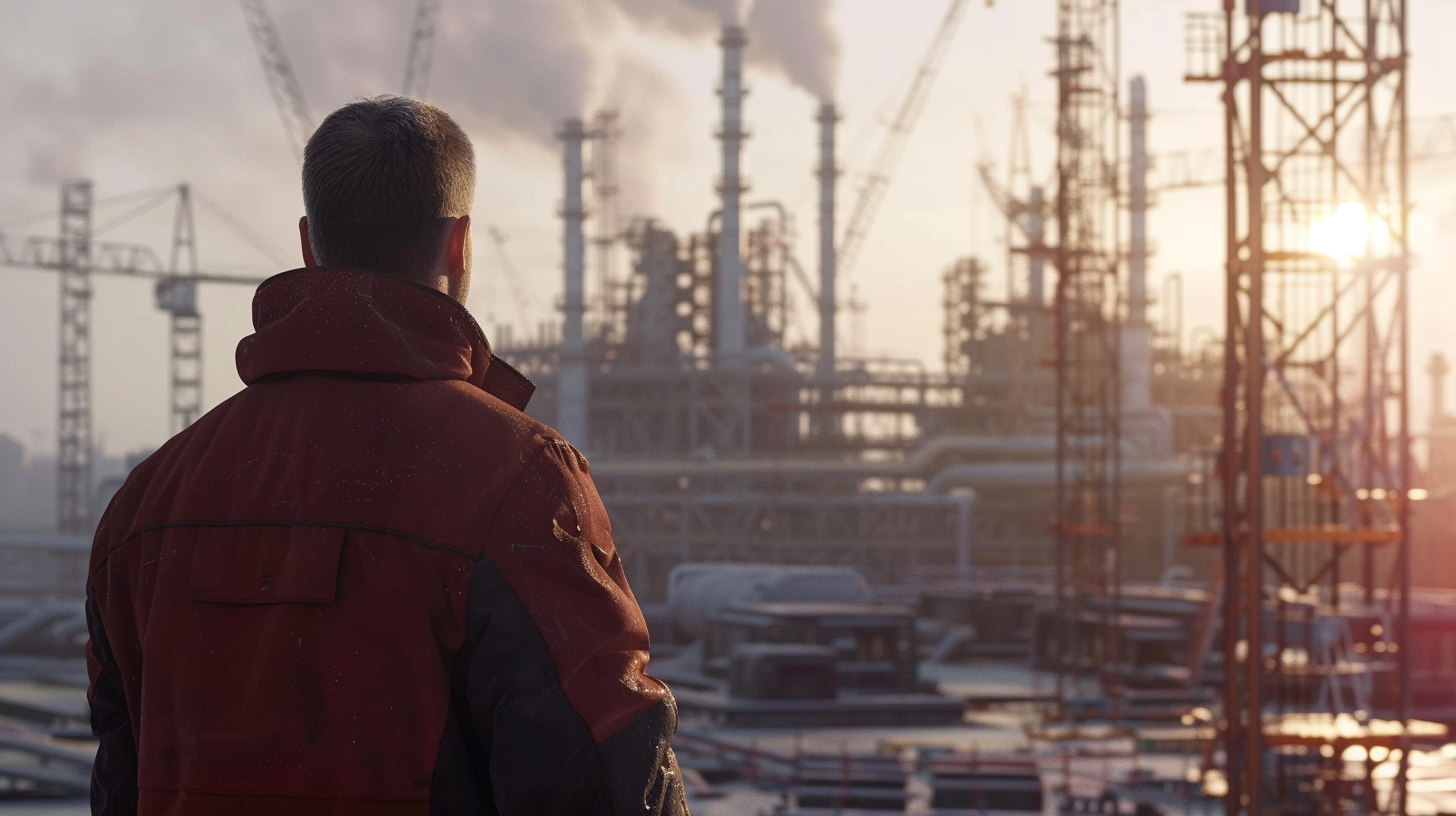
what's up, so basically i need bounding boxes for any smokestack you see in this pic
[1129,75,1149,327]
[816,101,838,389]
[715,24,748,359]
[1123,75,1153,413]
[558,118,589,447]
[1027,186,1046,309]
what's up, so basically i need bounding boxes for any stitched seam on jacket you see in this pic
[138,784,430,801]
[91,519,474,577]
[474,436,562,551]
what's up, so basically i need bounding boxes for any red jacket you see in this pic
[85,268,686,815]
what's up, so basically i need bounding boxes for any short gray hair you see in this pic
[302,96,475,279]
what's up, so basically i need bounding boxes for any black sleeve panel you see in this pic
[430,557,689,816]
[599,698,690,816]
[433,556,609,816]
[86,584,138,816]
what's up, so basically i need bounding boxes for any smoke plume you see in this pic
[609,0,842,100]
[745,0,841,101]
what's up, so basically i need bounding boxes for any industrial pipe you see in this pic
[926,460,1193,493]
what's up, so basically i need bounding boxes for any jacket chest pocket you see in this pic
[188,525,346,604]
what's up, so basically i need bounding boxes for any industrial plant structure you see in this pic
[499,8,1204,611]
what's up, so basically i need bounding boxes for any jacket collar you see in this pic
[235,267,534,411]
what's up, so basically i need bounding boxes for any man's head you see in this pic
[300,96,475,302]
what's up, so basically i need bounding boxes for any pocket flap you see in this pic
[188,525,345,604]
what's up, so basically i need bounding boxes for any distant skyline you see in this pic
[4,0,1456,457]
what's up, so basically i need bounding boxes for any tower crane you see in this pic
[402,0,442,99]
[239,0,313,162]
[484,225,537,329]
[0,183,264,533]
[836,0,974,280]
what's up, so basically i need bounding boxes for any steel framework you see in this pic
[1186,2,1414,815]
[1051,0,1123,718]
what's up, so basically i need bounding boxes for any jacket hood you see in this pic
[236,267,534,410]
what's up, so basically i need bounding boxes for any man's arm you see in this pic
[455,438,687,815]
[86,581,138,816]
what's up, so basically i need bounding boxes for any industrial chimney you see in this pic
[1027,186,1046,310]
[558,118,589,447]
[715,24,748,359]
[1123,75,1153,414]
[816,102,838,433]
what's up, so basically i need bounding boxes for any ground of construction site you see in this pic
[4,0,1456,814]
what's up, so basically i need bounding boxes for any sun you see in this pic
[1309,202,1369,261]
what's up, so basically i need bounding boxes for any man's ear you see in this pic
[299,216,320,269]
[445,215,471,278]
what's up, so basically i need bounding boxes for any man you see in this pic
[85,96,686,815]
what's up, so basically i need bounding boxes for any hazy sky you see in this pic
[3,0,1456,457]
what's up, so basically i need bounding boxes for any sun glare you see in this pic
[1309,202,1369,261]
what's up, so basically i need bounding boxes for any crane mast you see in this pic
[836,0,970,280]
[239,0,313,162]
[402,0,442,99]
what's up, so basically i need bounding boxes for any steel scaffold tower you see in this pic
[56,181,94,535]
[1186,1,1414,814]
[1051,0,1123,719]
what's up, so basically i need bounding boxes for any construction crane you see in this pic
[0,183,264,533]
[484,225,536,327]
[836,0,973,280]
[402,0,442,98]
[239,0,313,161]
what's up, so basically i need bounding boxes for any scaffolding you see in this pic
[1051,0,1123,718]
[1186,1,1416,814]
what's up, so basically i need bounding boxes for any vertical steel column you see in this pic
[56,180,93,534]
[1217,4,1245,812]
[715,25,748,359]
[558,119,590,448]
